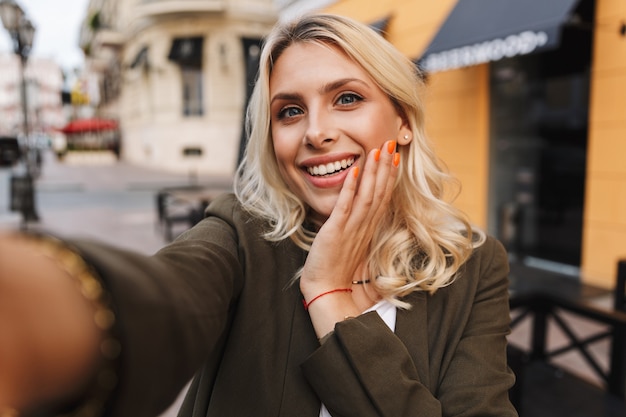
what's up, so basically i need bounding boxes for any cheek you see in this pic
[272,128,300,167]
[346,113,397,150]
[272,139,289,171]
[272,139,298,190]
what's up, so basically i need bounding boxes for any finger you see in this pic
[319,148,379,258]
[378,141,401,207]
[349,146,381,213]
[350,141,395,224]
[326,165,359,226]
[372,140,396,201]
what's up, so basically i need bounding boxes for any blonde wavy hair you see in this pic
[235,13,485,307]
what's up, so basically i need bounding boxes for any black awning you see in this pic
[418,0,581,72]
[369,16,391,36]
[168,37,204,67]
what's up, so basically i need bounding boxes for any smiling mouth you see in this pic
[306,157,355,177]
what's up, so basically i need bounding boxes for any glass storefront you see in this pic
[488,11,593,268]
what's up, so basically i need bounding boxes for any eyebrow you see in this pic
[270,92,303,105]
[270,78,369,105]
[319,78,367,95]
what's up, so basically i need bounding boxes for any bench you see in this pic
[509,291,626,396]
[508,260,626,415]
[156,185,230,241]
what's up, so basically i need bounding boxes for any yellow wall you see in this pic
[324,0,490,228]
[424,66,490,228]
[581,0,626,287]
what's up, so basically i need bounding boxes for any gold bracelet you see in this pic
[19,234,120,417]
[0,408,18,417]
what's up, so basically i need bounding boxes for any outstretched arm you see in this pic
[0,210,244,417]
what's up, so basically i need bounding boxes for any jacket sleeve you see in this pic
[65,202,245,417]
[300,237,517,417]
[302,312,441,417]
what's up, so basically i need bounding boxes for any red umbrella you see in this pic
[58,118,118,134]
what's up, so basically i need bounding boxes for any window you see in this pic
[168,37,204,117]
[181,65,203,116]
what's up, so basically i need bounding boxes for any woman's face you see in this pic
[269,42,409,224]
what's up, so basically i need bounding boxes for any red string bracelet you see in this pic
[302,288,353,310]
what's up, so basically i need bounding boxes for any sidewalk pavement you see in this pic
[0,150,232,255]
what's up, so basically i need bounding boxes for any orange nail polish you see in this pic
[374,149,381,161]
[393,152,400,167]
[387,140,396,154]
[353,166,359,178]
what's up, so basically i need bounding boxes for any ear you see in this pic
[397,120,413,146]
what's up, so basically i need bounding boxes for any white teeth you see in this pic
[307,158,355,176]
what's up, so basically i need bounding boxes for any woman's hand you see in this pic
[301,140,400,338]
[0,235,104,414]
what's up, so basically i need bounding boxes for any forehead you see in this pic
[269,42,371,90]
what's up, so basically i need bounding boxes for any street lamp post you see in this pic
[0,0,39,226]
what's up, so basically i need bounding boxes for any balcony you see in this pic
[134,0,227,19]
[93,29,124,50]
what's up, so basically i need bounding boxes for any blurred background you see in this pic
[1,0,624,288]
[1,1,625,416]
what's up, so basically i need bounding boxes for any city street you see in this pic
[0,150,231,254]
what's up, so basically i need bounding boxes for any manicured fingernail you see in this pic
[387,140,396,154]
[374,149,381,162]
[353,166,359,178]
[393,153,400,167]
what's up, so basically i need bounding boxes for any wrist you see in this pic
[302,288,352,310]
[7,234,120,417]
[299,273,351,303]
[302,289,360,340]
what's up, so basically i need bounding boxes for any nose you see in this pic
[303,108,337,149]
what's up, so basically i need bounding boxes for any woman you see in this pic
[0,13,517,417]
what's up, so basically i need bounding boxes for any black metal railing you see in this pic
[509,263,626,399]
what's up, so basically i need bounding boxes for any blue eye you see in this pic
[337,93,363,106]
[278,106,303,119]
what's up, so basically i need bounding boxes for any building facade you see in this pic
[80,0,277,177]
[294,0,626,289]
[0,54,65,139]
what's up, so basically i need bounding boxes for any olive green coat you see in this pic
[72,194,516,417]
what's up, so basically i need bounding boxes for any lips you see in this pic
[306,157,355,177]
